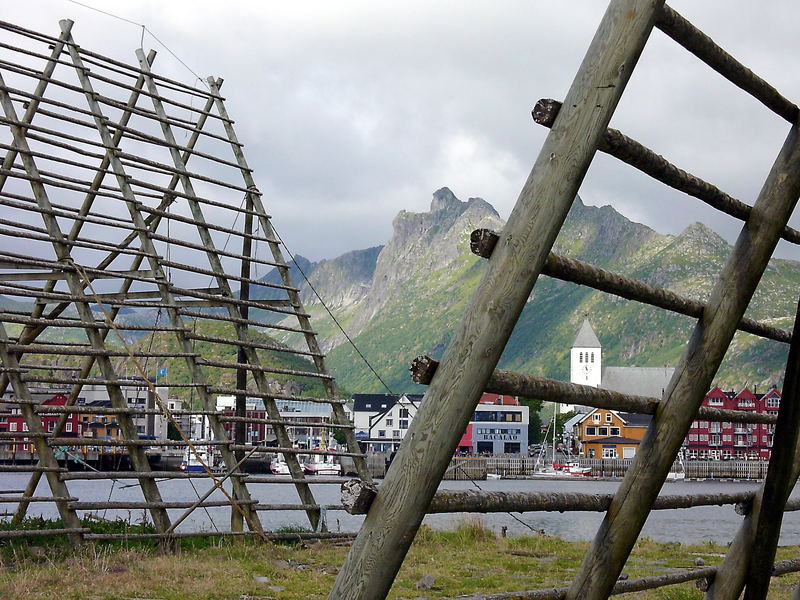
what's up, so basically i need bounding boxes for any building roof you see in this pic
[573,319,601,348]
[585,436,642,445]
[601,366,675,398]
[352,394,423,412]
[617,412,653,427]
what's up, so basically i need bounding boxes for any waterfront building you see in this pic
[0,393,82,454]
[574,407,650,458]
[686,385,781,460]
[351,392,528,454]
[215,395,337,449]
[572,386,782,460]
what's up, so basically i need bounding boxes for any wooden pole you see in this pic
[705,299,800,600]
[743,298,800,598]
[566,124,800,600]
[410,355,777,426]
[341,482,754,515]
[328,2,663,597]
[531,99,800,246]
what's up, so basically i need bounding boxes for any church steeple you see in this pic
[570,319,602,393]
[573,319,601,349]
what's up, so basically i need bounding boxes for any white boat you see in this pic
[486,472,502,480]
[179,447,210,473]
[666,455,686,481]
[270,456,291,475]
[303,453,342,476]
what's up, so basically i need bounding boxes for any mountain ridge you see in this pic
[273,187,795,393]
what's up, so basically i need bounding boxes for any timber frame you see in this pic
[0,18,370,544]
[331,3,800,600]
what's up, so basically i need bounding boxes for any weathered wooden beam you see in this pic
[410,356,778,425]
[343,486,754,515]
[447,567,718,600]
[567,123,800,600]
[656,5,799,124]
[743,298,800,599]
[329,3,664,597]
[705,299,800,600]
[449,558,800,600]
[470,229,791,344]
[531,99,800,246]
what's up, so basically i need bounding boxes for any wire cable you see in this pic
[66,0,210,90]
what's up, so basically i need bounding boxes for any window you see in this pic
[598,427,608,436]
[579,352,583,363]
[590,352,595,363]
[586,427,596,436]
[610,427,620,436]
[602,448,617,458]
[399,419,409,429]
[47,421,55,432]
[399,409,409,418]
[767,397,780,408]
[385,418,393,426]
[708,397,723,406]
[592,413,600,423]
[605,413,612,423]
[378,430,386,437]
[10,422,17,432]
[392,430,401,438]
[66,422,72,433]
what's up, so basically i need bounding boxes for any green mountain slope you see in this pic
[278,188,795,393]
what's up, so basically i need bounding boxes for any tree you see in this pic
[518,397,544,444]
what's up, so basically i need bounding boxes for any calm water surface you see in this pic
[2,474,798,545]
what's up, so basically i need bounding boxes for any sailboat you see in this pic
[531,402,592,478]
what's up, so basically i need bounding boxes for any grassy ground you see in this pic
[2,518,800,600]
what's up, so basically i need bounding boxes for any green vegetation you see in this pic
[305,197,798,394]
[22,318,329,402]
[2,519,799,599]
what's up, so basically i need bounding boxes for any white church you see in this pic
[563,319,675,414]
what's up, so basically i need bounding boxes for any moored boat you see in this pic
[270,456,291,475]
[179,447,210,473]
[303,453,342,476]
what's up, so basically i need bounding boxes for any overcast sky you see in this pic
[6,1,800,262]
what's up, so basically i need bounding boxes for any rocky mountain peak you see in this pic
[430,187,460,212]
[680,221,728,247]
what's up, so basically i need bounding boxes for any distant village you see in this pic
[0,320,781,471]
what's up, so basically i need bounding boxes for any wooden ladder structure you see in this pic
[330,3,800,600]
[0,18,370,545]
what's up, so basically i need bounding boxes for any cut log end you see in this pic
[531,98,563,128]
[695,576,712,592]
[341,479,378,515]
[469,229,500,259]
[410,355,440,385]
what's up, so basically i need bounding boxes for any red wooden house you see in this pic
[0,393,83,453]
[685,386,780,460]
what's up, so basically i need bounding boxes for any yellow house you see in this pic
[576,408,651,459]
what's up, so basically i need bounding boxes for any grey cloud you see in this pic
[6,0,800,262]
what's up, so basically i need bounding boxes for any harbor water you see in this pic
[2,473,799,545]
